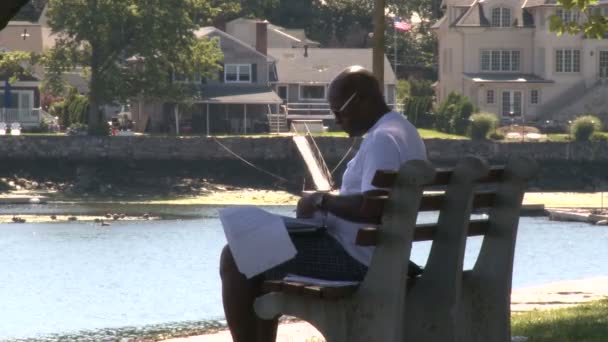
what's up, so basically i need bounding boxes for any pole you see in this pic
[394,19,397,78]
[373,0,385,90]
[206,103,210,136]
[174,104,180,135]
[243,104,247,134]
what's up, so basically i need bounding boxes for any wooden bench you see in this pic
[254,156,538,342]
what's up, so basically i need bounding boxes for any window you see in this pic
[555,49,581,72]
[277,85,288,100]
[491,7,511,27]
[486,90,495,104]
[299,85,326,100]
[481,50,520,72]
[530,90,539,104]
[0,90,33,109]
[224,64,251,83]
[556,8,578,23]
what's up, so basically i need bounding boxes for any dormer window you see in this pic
[491,7,511,27]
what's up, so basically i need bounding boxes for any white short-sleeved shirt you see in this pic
[325,111,427,265]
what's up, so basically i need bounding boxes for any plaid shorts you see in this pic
[263,230,368,281]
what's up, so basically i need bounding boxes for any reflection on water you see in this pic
[1,205,607,341]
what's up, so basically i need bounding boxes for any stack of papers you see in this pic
[219,206,325,279]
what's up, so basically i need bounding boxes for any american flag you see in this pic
[394,17,412,31]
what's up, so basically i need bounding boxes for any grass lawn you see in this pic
[418,128,468,140]
[512,299,608,341]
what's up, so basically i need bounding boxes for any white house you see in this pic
[433,0,608,125]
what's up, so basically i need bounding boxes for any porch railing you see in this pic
[0,108,41,126]
[284,102,403,119]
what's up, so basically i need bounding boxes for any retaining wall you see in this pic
[1,136,607,190]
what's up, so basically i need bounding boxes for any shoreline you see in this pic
[1,190,608,224]
[158,276,608,342]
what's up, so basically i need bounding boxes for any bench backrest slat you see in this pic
[371,166,505,188]
[361,191,498,222]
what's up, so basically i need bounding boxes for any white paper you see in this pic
[283,274,360,287]
[219,206,297,279]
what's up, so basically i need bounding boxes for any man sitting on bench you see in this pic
[219,66,428,342]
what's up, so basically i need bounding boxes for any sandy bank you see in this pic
[161,277,608,342]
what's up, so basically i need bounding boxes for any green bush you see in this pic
[571,115,602,142]
[435,92,477,134]
[409,78,435,97]
[396,79,411,105]
[403,96,433,127]
[468,112,498,140]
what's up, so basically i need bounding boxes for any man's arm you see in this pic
[297,190,388,223]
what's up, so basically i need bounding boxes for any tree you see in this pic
[43,0,238,135]
[0,50,36,83]
[550,0,608,38]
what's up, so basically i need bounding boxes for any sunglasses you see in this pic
[331,92,357,116]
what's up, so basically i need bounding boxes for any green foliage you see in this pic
[571,115,602,141]
[43,0,236,135]
[468,112,498,141]
[0,50,37,83]
[50,87,89,128]
[591,132,608,142]
[435,92,477,135]
[512,299,608,341]
[409,78,435,97]
[403,96,434,127]
[396,79,411,104]
[550,0,608,38]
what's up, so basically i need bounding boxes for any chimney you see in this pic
[304,45,308,57]
[255,20,268,55]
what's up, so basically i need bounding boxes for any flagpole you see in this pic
[394,19,397,76]
[373,0,385,88]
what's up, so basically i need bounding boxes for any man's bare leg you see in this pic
[220,245,278,342]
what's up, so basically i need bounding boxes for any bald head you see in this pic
[328,66,390,137]
[328,66,384,104]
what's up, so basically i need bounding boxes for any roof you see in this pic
[455,3,490,26]
[227,18,320,47]
[267,48,397,84]
[463,73,554,83]
[523,0,556,8]
[431,16,446,29]
[194,26,273,62]
[441,0,475,7]
[193,85,282,104]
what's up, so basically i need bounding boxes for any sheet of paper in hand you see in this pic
[219,206,297,278]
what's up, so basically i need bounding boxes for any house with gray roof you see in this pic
[268,47,397,123]
[132,21,397,135]
[434,0,608,126]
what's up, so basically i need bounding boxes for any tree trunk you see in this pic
[87,0,105,135]
[88,42,103,135]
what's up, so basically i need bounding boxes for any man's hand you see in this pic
[296,192,325,218]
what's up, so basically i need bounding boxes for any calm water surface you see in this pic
[1,205,607,340]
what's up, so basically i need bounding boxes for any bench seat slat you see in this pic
[263,281,358,299]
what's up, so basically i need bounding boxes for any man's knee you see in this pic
[220,245,238,278]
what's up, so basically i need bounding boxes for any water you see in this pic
[1,206,608,340]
